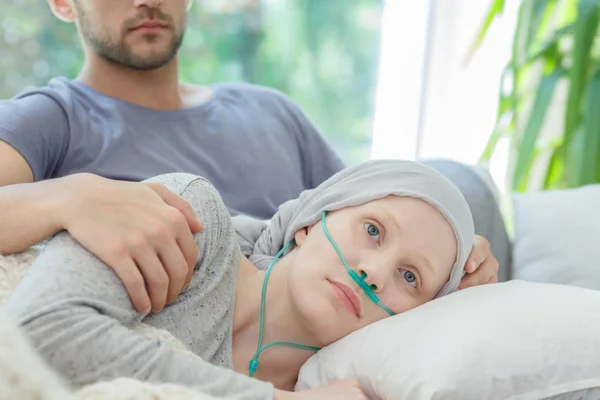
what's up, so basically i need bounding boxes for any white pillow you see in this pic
[512,184,600,289]
[295,281,600,400]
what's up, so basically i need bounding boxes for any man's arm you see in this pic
[0,160,202,312]
[0,141,64,254]
[0,95,202,313]
[0,92,79,254]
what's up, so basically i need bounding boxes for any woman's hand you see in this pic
[459,234,499,289]
[275,380,369,400]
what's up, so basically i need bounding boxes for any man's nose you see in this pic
[133,0,163,8]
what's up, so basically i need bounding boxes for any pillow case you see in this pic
[512,184,600,290]
[295,280,600,400]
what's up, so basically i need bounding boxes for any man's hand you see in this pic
[459,234,499,290]
[59,173,203,313]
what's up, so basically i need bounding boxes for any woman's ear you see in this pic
[294,227,309,247]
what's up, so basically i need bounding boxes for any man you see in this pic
[0,0,499,316]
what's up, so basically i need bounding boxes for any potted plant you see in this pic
[469,0,600,192]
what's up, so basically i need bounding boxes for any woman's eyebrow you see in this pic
[416,254,436,279]
[380,208,402,234]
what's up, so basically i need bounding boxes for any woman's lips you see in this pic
[329,279,361,318]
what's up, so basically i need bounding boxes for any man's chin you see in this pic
[105,50,176,71]
[117,35,181,69]
[129,56,174,71]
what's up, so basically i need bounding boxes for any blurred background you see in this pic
[2,0,598,202]
[1,0,384,164]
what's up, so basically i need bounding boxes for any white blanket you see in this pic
[0,246,224,400]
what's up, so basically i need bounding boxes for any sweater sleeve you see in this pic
[3,174,275,400]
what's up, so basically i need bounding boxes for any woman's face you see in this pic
[287,195,457,345]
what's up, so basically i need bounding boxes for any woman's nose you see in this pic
[357,263,389,293]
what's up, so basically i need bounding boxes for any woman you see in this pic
[4,159,474,400]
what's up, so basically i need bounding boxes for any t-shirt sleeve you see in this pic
[275,92,346,189]
[0,93,70,181]
[3,173,275,400]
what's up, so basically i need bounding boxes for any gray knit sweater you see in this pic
[4,174,275,399]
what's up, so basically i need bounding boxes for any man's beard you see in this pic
[75,3,185,71]
[86,29,184,71]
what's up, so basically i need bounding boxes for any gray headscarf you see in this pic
[233,159,475,297]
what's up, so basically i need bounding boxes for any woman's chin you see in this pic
[300,295,357,345]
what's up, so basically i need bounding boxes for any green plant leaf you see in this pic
[523,22,574,65]
[573,67,600,186]
[560,0,598,161]
[543,147,565,189]
[480,1,561,166]
[530,0,560,57]
[480,66,514,163]
[479,112,513,165]
[559,0,581,26]
[477,0,600,192]
[510,0,544,135]
[464,0,505,65]
[512,69,564,192]
[513,0,555,67]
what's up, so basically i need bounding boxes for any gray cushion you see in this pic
[421,158,512,282]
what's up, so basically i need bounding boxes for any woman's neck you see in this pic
[233,256,321,390]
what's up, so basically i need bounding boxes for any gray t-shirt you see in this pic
[0,77,344,218]
[4,173,275,399]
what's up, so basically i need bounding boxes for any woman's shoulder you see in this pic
[144,172,238,272]
[144,173,217,200]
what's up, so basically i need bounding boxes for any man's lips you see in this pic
[130,20,168,31]
[329,279,362,318]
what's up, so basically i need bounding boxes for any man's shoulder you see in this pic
[1,76,80,117]
[10,76,74,102]
[210,81,298,109]
[0,77,80,129]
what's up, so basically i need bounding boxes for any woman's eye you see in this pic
[364,223,380,241]
[399,269,418,287]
